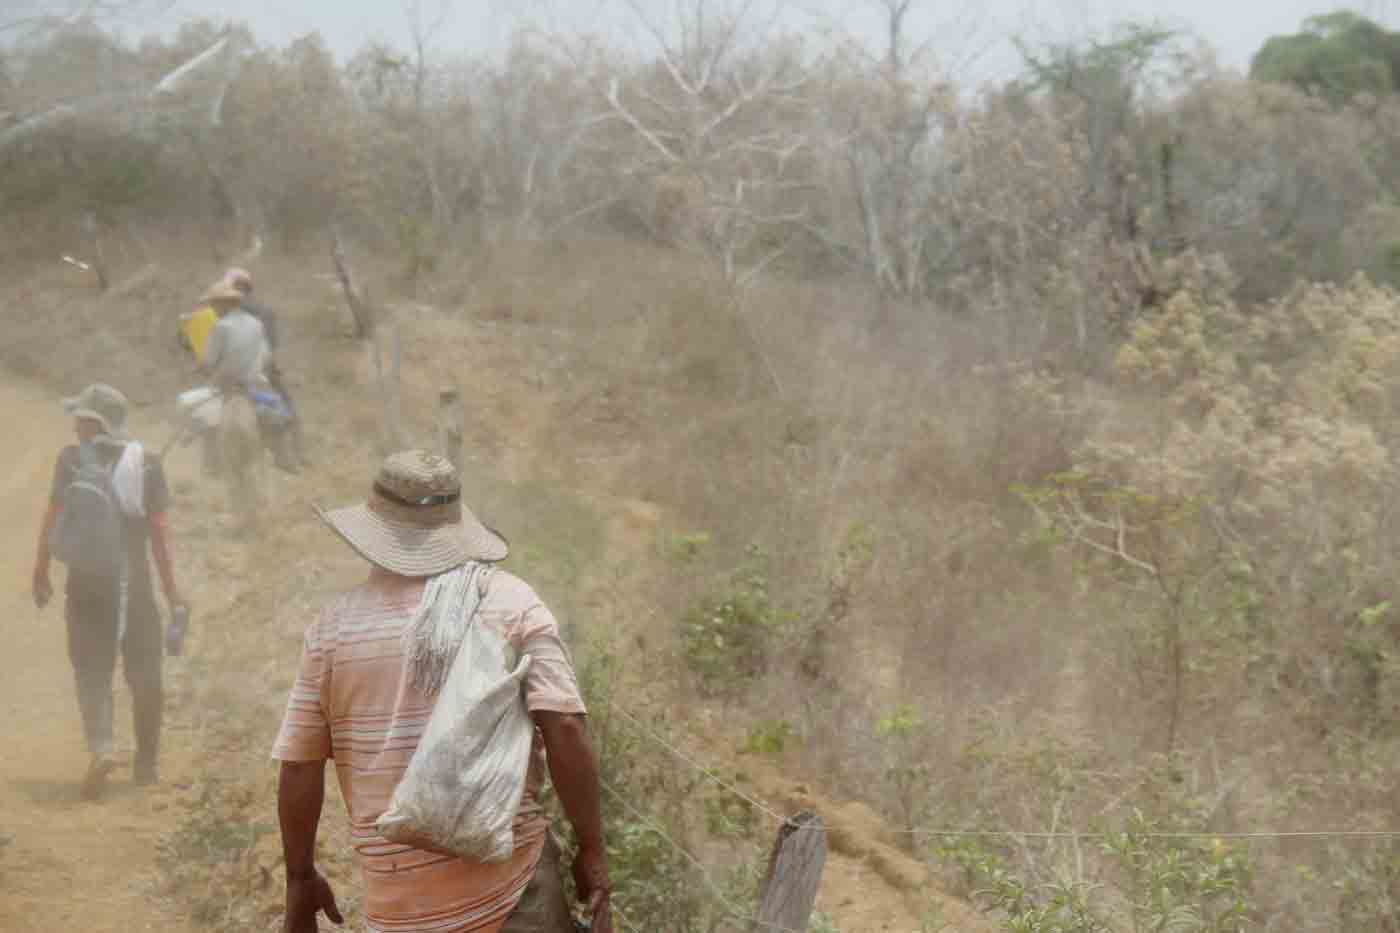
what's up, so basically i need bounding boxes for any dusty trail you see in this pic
[0,380,196,933]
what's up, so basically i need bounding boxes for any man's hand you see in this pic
[32,565,52,610]
[283,870,343,933]
[572,844,613,933]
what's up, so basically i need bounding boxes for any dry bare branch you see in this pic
[331,230,377,338]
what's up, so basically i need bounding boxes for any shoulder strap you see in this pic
[76,443,99,472]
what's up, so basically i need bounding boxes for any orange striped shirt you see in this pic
[272,571,587,933]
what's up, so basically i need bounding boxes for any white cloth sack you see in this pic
[112,441,146,518]
[376,588,535,863]
[177,386,222,432]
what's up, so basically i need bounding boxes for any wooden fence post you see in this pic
[753,811,826,932]
[437,387,464,476]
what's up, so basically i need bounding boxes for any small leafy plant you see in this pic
[680,545,789,696]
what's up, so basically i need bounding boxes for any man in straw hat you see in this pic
[31,383,187,798]
[197,277,298,473]
[200,278,270,393]
[272,450,611,933]
[221,267,307,469]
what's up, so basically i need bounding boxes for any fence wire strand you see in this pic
[608,701,1400,841]
[610,703,789,822]
[600,778,811,933]
[599,700,1399,931]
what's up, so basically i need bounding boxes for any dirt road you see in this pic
[0,380,195,932]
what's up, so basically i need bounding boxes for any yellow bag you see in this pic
[179,306,219,363]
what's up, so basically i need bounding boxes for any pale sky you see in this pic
[141,0,1400,87]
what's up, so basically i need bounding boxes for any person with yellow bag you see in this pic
[177,270,301,474]
[176,299,224,475]
[220,268,306,470]
[178,302,220,364]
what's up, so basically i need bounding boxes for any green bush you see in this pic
[573,638,769,931]
[940,810,1254,933]
[679,546,789,696]
[742,719,796,756]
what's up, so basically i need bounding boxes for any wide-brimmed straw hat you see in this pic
[62,382,130,440]
[200,280,244,306]
[316,450,508,577]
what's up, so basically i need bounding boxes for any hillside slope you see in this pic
[0,252,991,932]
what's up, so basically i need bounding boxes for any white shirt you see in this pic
[204,307,269,388]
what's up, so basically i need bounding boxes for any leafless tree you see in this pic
[589,0,816,293]
[0,30,243,153]
[403,0,459,238]
[808,0,979,303]
[0,0,170,43]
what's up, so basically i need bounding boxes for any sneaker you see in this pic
[81,754,117,800]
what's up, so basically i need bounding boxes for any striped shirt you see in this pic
[272,570,587,933]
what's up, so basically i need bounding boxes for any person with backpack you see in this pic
[31,383,187,799]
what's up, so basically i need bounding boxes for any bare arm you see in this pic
[535,711,612,931]
[279,760,325,879]
[537,712,605,851]
[147,512,183,608]
[277,760,342,932]
[32,501,58,609]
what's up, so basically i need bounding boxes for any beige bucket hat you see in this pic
[62,383,130,439]
[316,450,508,577]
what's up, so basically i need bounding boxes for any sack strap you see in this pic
[75,442,120,478]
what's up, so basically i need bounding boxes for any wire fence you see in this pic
[595,696,1400,933]
[600,778,812,933]
[606,701,1400,842]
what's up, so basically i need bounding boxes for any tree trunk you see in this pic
[331,230,376,338]
[437,387,465,477]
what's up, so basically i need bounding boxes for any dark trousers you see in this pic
[65,577,163,770]
[265,361,305,464]
[502,833,577,933]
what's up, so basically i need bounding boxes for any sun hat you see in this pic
[62,383,130,439]
[316,450,509,577]
[200,279,244,306]
[223,267,253,294]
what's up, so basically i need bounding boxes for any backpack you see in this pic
[50,444,126,581]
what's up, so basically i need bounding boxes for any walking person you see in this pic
[201,278,271,393]
[31,383,186,799]
[199,278,298,474]
[222,267,306,469]
[272,450,612,933]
